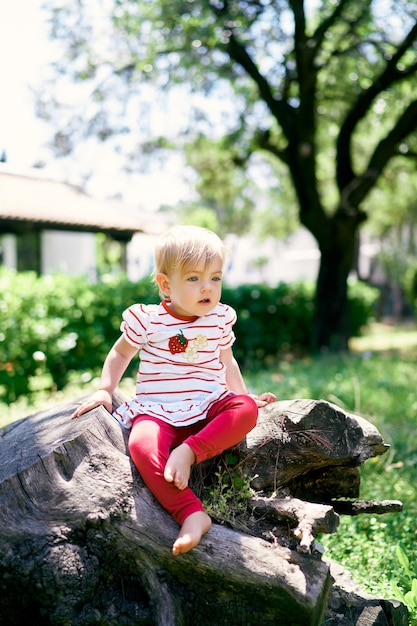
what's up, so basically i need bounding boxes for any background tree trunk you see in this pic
[0,393,407,626]
[307,209,363,351]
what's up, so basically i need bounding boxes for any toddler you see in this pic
[72,225,276,554]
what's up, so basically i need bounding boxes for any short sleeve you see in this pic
[219,304,237,351]
[120,304,153,349]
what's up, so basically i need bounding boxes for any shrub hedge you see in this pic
[0,268,379,403]
[404,261,417,318]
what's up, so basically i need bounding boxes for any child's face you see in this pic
[157,256,223,318]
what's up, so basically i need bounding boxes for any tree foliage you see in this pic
[40,0,417,348]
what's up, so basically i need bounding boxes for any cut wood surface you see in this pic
[0,394,407,625]
[244,398,389,493]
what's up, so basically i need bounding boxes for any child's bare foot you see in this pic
[164,443,195,490]
[172,511,212,556]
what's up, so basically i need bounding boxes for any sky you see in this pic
[0,0,192,209]
[0,0,52,167]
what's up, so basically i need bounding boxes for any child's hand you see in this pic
[250,391,277,407]
[71,389,113,419]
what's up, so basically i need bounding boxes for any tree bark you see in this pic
[241,397,389,494]
[0,393,407,626]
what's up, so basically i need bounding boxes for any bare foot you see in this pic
[172,511,212,556]
[164,443,195,490]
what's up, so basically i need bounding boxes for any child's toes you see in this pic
[164,466,175,483]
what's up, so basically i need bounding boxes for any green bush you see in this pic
[348,278,380,336]
[0,269,378,402]
[404,261,417,315]
[0,270,81,401]
[0,269,158,402]
[222,282,315,366]
[223,279,379,366]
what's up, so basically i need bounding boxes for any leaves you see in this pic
[0,269,157,402]
[37,0,417,350]
[392,545,417,611]
[397,544,412,574]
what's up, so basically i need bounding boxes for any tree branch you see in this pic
[340,98,417,210]
[332,499,403,516]
[226,33,295,139]
[336,21,417,190]
[310,0,354,55]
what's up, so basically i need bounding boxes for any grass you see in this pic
[2,322,417,621]
[247,323,417,622]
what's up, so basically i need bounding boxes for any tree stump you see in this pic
[0,394,407,626]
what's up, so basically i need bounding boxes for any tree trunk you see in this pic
[314,249,350,350]
[312,211,361,351]
[0,393,407,626]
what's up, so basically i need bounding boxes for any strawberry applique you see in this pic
[168,329,188,354]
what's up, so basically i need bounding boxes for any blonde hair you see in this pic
[154,225,225,276]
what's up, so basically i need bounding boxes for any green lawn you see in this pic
[2,322,417,621]
[246,323,417,621]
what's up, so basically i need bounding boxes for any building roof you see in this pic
[0,165,151,241]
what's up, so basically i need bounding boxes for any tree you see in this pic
[40,0,417,349]
[0,392,406,624]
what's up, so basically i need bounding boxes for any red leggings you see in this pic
[128,394,258,526]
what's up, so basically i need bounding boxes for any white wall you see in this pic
[41,231,96,277]
[224,230,320,286]
[128,233,159,282]
[0,234,17,268]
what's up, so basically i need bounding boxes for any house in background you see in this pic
[0,164,161,277]
[1,164,381,298]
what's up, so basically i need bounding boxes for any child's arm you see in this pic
[71,336,138,418]
[220,347,277,407]
[221,347,250,394]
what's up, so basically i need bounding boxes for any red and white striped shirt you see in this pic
[113,299,236,428]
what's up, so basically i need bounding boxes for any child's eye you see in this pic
[212,276,222,282]
[187,276,198,282]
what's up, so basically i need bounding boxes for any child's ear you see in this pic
[155,273,171,297]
